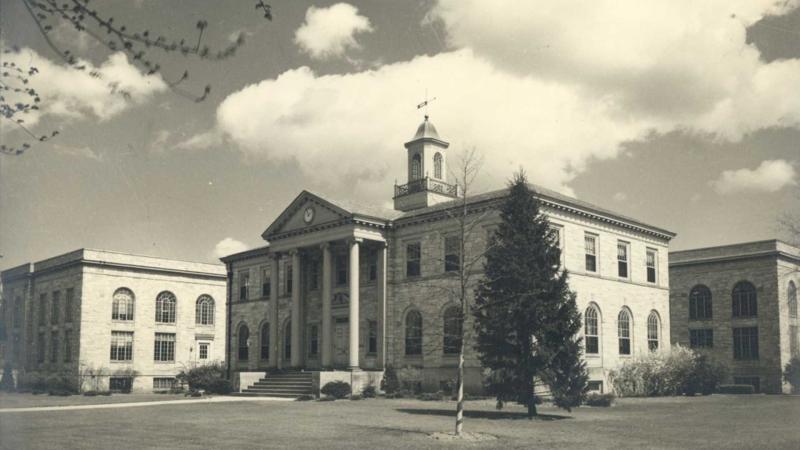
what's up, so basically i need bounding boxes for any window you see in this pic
[411,153,421,180]
[405,310,423,355]
[13,297,22,328]
[368,249,377,281]
[368,320,377,354]
[308,324,319,356]
[584,306,599,355]
[689,285,712,320]
[406,242,421,277]
[195,295,215,326]
[689,329,714,348]
[154,333,176,362]
[587,381,604,393]
[309,260,319,290]
[239,271,250,301]
[646,249,657,283]
[284,320,292,360]
[199,342,209,360]
[260,323,270,360]
[733,327,759,360]
[789,281,797,318]
[37,332,45,363]
[50,332,59,363]
[336,255,348,286]
[237,324,249,361]
[584,234,597,273]
[110,331,133,361]
[262,268,271,298]
[65,288,74,323]
[64,329,72,362]
[647,312,660,351]
[618,310,631,355]
[790,325,799,357]
[550,225,564,268]
[286,264,294,294]
[155,291,176,323]
[732,281,757,317]
[444,236,460,273]
[39,293,47,325]
[153,377,175,391]
[433,152,443,179]
[51,291,60,324]
[112,288,135,321]
[443,306,463,355]
[617,242,629,278]
[109,377,132,392]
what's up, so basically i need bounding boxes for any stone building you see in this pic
[0,249,226,392]
[669,240,800,393]
[222,117,675,395]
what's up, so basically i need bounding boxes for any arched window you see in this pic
[732,281,757,317]
[411,154,422,180]
[112,288,135,321]
[405,310,422,355]
[789,281,797,319]
[648,312,660,351]
[689,285,712,320]
[283,320,292,360]
[195,295,215,325]
[155,291,176,323]
[584,306,599,354]
[237,323,249,361]
[433,152,443,179]
[618,309,631,355]
[260,322,270,361]
[443,306,462,355]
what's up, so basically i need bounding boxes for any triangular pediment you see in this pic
[262,191,352,240]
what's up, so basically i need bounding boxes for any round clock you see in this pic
[303,207,315,224]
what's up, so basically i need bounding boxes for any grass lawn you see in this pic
[0,392,187,409]
[1,394,798,449]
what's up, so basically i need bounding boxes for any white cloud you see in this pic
[711,160,797,194]
[3,48,166,128]
[174,130,223,151]
[294,3,374,60]
[212,237,249,259]
[613,192,628,202]
[52,144,102,161]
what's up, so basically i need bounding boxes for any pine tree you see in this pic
[473,170,587,417]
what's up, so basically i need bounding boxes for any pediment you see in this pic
[262,191,352,239]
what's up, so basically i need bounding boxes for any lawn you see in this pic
[0,392,186,409]
[1,394,798,449]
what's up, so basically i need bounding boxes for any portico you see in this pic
[260,192,392,372]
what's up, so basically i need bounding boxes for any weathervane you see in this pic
[416,89,437,120]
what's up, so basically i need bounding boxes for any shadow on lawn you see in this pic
[396,408,571,421]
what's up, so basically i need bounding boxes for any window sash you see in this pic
[199,343,209,360]
[733,327,759,360]
[154,333,175,362]
[689,329,714,348]
[111,332,134,361]
[155,293,176,323]
[335,256,348,286]
[689,287,713,320]
[646,250,657,283]
[51,292,60,324]
[368,320,377,354]
[406,243,421,277]
[260,324,270,360]
[239,272,250,301]
[405,312,422,355]
[65,288,74,323]
[50,333,59,362]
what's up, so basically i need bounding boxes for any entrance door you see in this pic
[333,319,349,367]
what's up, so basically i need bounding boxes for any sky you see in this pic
[0,0,798,269]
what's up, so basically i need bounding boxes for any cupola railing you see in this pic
[394,177,460,198]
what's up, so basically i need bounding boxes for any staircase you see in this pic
[236,372,314,398]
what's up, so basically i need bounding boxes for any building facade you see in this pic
[0,249,226,392]
[669,240,800,393]
[223,117,675,394]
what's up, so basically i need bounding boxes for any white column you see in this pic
[290,250,302,368]
[376,242,387,369]
[269,253,280,369]
[321,242,333,369]
[348,239,361,370]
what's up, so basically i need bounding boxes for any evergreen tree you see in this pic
[473,170,587,417]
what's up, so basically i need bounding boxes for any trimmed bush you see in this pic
[296,394,315,401]
[380,365,400,394]
[718,384,755,394]
[321,381,351,399]
[176,362,230,394]
[350,394,363,401]
[0,364,15,392]
[783,356,800,393]
[318,396,336,402]
[584,393,615,407]
[683,354,727,396]
[362,384,376,398]
[416,391,445,401]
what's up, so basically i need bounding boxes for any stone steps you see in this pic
[239,372,314,398]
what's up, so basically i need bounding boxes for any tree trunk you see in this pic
[527,376,537,418]
[455,340,465,435]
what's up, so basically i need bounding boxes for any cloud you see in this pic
[212,237,249,259]
[613,192,628,202]
[711,159,797,194]
[3,48,166,128]
[174,130,223,151]
[52,144,102,161]
[294,3,374,60]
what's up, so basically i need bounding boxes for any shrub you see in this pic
[296,394,315,401]
[584,393,615,407]
[0,364,15,392]
[19,372,48,394]
[318,396,336,402]
[176,362,230,394]
[439,378,456,396]
[416,391,445,401]
[350,394,363,401]
[783,356,800,393]
[718,384,755,394]
[683,354,727,396]
[362,384,377,398]
[321,381,351,399]
[397,366,423,394]
[83,390,98,397]
[380,365,400,394]
[208,378,233,395]
[46,372,79,395]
